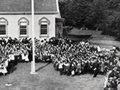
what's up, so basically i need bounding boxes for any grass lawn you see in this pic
[0,63,106,90]
[66,28,120,49]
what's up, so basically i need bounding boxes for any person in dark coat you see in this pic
[93,60,100,77]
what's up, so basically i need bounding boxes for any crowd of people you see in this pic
[0,37,32,75]
[104,66,120,90]
[0,36,120,89]
[37,37,120,90]
[38,37,119,76]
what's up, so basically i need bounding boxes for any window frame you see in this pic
[40,21,48,36]
[0,25,6,35]
[18,17,29,37]
[19,23,28,37]
[39,17,50,37]
[0,18,8,37]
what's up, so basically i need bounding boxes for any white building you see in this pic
[0,0,63,39]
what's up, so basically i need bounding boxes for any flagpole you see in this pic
[30,0,37,74]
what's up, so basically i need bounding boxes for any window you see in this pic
[20,25,27,35]
[39,17,50,36]
[41,22,47,35]
[0,25,6,35]
[18,17,29,37]
[0,18,8,36]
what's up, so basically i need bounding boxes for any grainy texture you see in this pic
[0,37,119,90]
[0,63,106,90]
[0,0,57,12]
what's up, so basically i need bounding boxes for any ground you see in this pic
[0,63,106,90]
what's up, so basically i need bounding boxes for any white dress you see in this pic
[103,77,108,88]
[24,54,29,62]
[0,65,7,74]
[5,60,8,67]
[22,53,25,60]
[97,46,101,52]
[58,63,63,69]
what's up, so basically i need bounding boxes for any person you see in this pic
[58,61,63,75]
[107,77,118,90]
[24,51,29,62]
[111,77,118,90]
[70,61,76,76]
[0,64,7,75]
[103,77,108,90]
[93,60,100,77]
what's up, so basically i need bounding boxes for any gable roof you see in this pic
[0,0,58,14]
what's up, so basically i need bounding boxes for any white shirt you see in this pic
[9,54,15,60]
[24,54,29,61]
[59,63,63,69]
[22,53,25,60]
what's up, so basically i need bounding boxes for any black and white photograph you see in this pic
[0,0,119,90]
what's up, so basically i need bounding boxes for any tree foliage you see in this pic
[59,0,120,36]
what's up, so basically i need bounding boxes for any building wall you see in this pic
[0,14,56,39]
[34,14,56,39]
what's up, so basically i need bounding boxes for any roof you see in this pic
[68,28,102,36]
[68,28,92,36]
[0,0,58,14]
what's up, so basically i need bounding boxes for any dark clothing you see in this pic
[93,61,100,77]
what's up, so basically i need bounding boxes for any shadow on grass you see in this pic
[8,67,17,74]
[36,63,51,72]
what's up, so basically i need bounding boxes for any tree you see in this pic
[59,0,92,28]
[85,0,108,30]
[104,0,120,35]
[59,0,120,36]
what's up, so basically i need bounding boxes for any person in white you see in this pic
[24,51,29,62]
[0,64,7,75]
